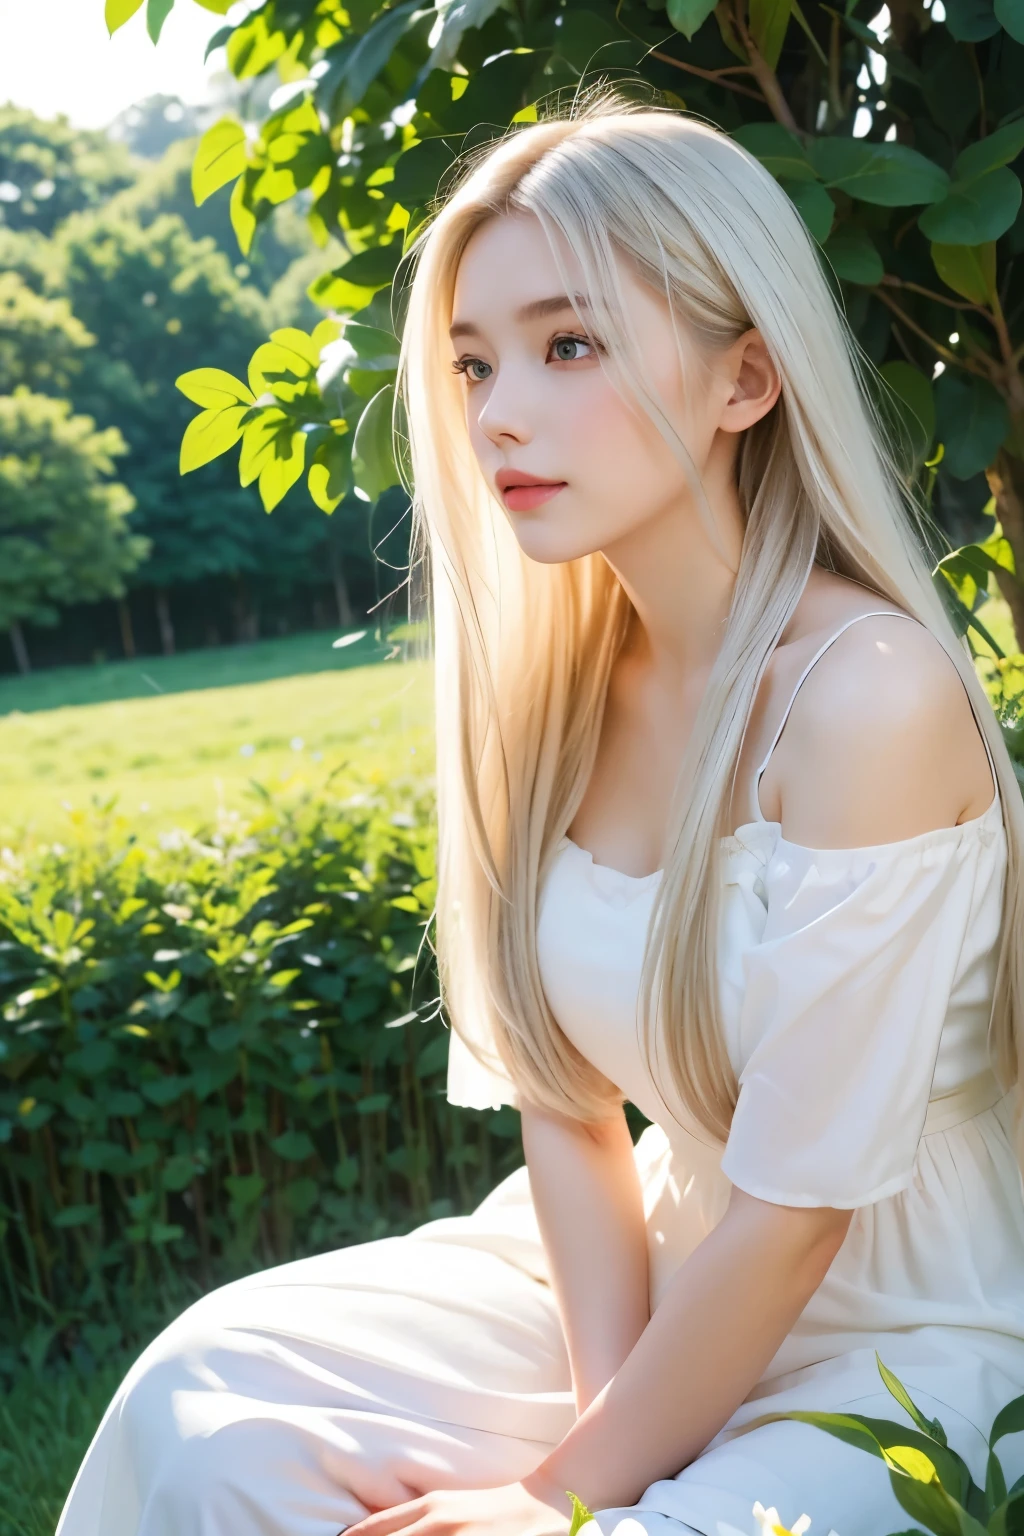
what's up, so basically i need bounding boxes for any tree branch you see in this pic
[646,49,768,104]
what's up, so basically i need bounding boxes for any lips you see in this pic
[495,469,567,512]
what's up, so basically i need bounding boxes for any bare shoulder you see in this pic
[763,611,996,848]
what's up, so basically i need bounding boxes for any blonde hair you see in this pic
[395,91,1024,1157]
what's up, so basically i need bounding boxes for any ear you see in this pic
[719,329,781,434]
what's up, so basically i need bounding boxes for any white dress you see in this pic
[57,611,1024,1536]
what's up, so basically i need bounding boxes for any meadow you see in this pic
[0,629,434,847]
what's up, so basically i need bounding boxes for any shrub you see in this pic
[0,777,523,1377]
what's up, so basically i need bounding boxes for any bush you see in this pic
[0,777,523,1378]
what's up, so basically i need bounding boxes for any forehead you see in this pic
[452,212,584,316]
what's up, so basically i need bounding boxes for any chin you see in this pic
[511,524,605,566]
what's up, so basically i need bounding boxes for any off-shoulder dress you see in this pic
[57,610,1024,1536]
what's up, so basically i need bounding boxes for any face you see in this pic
[448,211,777,566]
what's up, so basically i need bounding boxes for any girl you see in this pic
[57,93,1024,1536]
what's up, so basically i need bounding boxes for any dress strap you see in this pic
[751,609,921,824]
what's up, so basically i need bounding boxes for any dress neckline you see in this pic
[560,788,1003,886]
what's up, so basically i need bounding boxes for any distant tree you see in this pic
[0,106,134,237]
[0,391,147,673]
[0,271,94,396]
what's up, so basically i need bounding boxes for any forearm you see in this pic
[523,1190,850,1514]
[521,1102,649,1414]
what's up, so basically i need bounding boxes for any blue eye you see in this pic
[451,357,492,382]
[549,335,593,362]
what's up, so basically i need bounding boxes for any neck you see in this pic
[600,440,745,678]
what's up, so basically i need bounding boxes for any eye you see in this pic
[451,356,492,383]
[548,333,595,363]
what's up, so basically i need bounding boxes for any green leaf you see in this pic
[225,1173,265,1208]
[749,0,791,68]
[352,385,399,500]
[994,0,1024,41]
[52,1204,100,1228]
[954,121,1024,182]
[781,177,835,242]
[146,0,174,43]
[271,1130,316,1161]
[809,140,950,206]
[733,123,817,182]
[230,173,258,256]
[943,0,1002,38]
[990,1393,1024,1449]
[309,433,353,512]
[161,1154,198,1192]
[930,242,997,305]
[391,137,459,210]
[176,367,254,410]
[824,225,884,284]
[192,118,249,206]
[179,405,248,474]
[987,1447,1009,1512]
[667,0,719,38]
[918,169,1022,245]
[258,427,306,512]
[567,1491,595,1536]
[876,1356,948,1445]
[239,409,291,487]
[105,0,144,33]
[879,362,936,467]
[935,371,1011,479]
[317,1,422,117]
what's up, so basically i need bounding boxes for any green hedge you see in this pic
[0,779,524,1377]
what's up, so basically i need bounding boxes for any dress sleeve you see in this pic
[719,825,999,1208]
[445,1017,521,1111]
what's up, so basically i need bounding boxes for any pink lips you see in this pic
[502,482,566,511]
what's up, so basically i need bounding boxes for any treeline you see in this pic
[0,99,398,676]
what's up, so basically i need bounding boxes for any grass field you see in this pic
[0,629,434,846]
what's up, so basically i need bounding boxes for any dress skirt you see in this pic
[55,1122,1024,1536]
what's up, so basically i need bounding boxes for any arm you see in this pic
[520,1100,650,1415]
[522,1190,851,1513]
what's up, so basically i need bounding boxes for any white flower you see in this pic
[752,1503,813,1536]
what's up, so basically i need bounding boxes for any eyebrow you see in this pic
[448,293,589,340]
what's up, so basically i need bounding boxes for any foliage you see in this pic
[0,777,522,1374]
[0,392,147,644]
[744,1351,1024,1536]
[0,105,134,238]
[124,0,1024,650]
[0,271,94,398]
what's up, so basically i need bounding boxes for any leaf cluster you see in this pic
[0,778,522,1376]
[743,1352,1024,1536]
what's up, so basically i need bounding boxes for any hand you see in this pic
[340,1479,574,1536]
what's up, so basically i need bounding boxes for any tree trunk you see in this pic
[328,542,355,628]
[155,588,175,657]
[231,576,260,643]
[9,620,29,675]
[985,449,1024,653]
[117,597,136,659]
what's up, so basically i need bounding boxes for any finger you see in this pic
[341,1498,429,1536]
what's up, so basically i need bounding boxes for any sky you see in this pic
[0,0,233,129]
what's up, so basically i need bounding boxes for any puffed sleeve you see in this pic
[720,821,1003,1208]
[446,1016,521,1111]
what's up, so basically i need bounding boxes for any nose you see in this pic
[474,366,532,448]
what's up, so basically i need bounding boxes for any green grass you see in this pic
[0,629,434,845]
[0,1353,139,1535]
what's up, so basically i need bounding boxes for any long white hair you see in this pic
[395,91,1024,1159]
